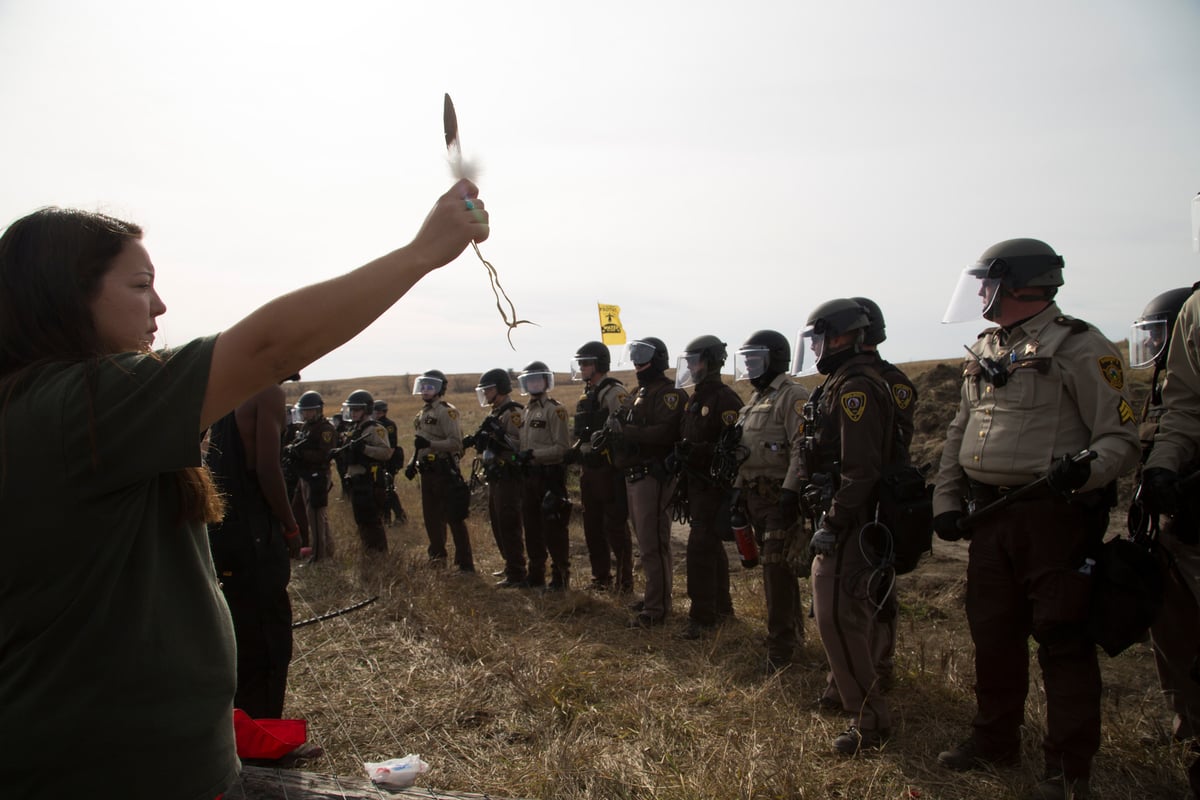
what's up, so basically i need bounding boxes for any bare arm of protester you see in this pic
[201,180,487,430]
[237,384,299,556]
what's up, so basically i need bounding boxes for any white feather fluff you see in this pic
[447,142,479,182]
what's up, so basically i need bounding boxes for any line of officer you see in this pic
[675,335,742,639]
[517,361,572,590]
[339,389,394,554]
[569,341,634,593]
[287,390,337,562]
[608,337,687,628]
[1135,284,1200,796]
[468,369,528,587]
[797,298,896,756]
[409,369,475,572]
[933,238,1140,800]
[373,400,409,527]
[733,330,809,673]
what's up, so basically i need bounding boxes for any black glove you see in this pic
[1046,453,1091,496]
[778,488,801,528]
[413,435,431,451]
[809,525,838,558]
[403,463,418,481]
[462,434,476,450]
[933,511,965,542]
[1140,467,1181,516]
[562,447,581,465]
[589,429,608,451]
[517,449,535,465]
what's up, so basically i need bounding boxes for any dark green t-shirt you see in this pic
[0,336,239,799]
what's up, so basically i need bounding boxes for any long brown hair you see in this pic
[0,207,223,522]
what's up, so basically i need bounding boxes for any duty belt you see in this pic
[967,479,1057,506]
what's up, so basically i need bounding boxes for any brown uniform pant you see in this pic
[580,463,633,590]
[686,480,733,625]
[627,471,677,621]
[488,474,525,581]
[300,473,334,561]
[1151,528,1200,741]
[813,523,891,733]
[748,489,802,663]
[966,496,1101,780]
[420,467,474,570]
[522,465,571,587]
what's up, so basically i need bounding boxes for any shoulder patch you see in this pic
[321,430,333,443]
[1118,397,1135,425]
[841,391,867,422]
[616,392,629,405]
[448,408,458,420]
[510,412,524,428]
[793,399,806,416]
[892,384,913,410]
[1098,356,1124,391]
[555,407,567,420]
[663,393,680,411]
[721,409,738,426]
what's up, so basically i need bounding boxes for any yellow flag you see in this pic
[598,303,626,345]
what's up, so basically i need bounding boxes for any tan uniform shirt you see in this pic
[345,419,392,477]
[491,400,524,454]
[735,373,808,492]
[933,303,1140,514]
[574,377,629,461]
[414,400,465,459]
[1145,290,1200,472]
[520,395,570,464]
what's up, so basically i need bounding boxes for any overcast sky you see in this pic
[2,0,1198,382]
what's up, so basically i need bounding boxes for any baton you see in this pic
[292,596,378,629]
[959,449,1098,531]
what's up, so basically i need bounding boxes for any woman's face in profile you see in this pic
[90,240,167,353]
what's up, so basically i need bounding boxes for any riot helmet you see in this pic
[794,298,870,376]
[341,389,374,422]
[413,369,447,398]
[571,340,610,380]
[944,238,1064,324]
[852,297,887,346]
[297,390,324,422]
[476,368,512,406]
[675,334,727,388]
[372,400,388,419]
[1130,286,1193,369]
[625,337,669,372]
[518,360,555,396]
[735,330,790,383]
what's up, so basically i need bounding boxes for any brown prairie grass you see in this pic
[279,365,1189,800]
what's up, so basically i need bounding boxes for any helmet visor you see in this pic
[413,376,444,396]
[625,340,657,367]
[734,346,769,382]
[475,386,493,407]
[517,371,554,395]
[340,403,357,422]
[791,328,823,377]
[1130,318,1170,369]
[943,268,1002,324]
[569,357,594,381]
[674,353,705,389]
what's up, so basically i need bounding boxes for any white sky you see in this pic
[1,0,1198,382]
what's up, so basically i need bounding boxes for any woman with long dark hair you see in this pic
[0,181,487,799]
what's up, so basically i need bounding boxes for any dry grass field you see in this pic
[270,360,1194,800]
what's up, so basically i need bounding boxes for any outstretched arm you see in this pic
[201,181,487,429]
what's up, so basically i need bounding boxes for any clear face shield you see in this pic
[475,385,495,407]
[674,352,706,389]
[734,346,769,382]
[412,376,444,399]
[791,327,824,377]
[1129,318,1170,369]
[943,268,1002,324]
[517,371,554,396]
[625,340,657,368]
[340,403,364,422]
[570,357,594,382]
